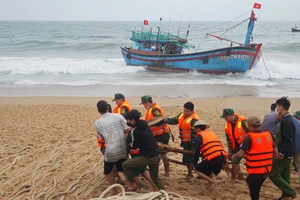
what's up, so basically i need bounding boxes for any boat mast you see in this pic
[244,11,257,45]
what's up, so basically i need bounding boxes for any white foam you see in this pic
[0,57,145,75]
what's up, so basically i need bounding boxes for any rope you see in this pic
[89,184,198,200]
[261,54,273,80]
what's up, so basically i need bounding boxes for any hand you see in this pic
[276,154,284,160]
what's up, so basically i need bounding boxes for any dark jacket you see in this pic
[132,119,160,158]
[277,113,296,159]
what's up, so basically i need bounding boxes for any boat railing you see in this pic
[129,30,187,43]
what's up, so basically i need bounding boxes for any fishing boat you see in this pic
[292,26,300,32]
[120,9,262,74]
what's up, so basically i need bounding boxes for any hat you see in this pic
[247,116,262,126]
[220,108,235,118]
[193,120,207,127]
[140,95,152,105]
[112,93,125,101]
[125,109,141,120]
[294,111,300,119]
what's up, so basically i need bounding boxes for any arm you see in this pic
[190,119,198,143]
[232,149,245,161]
[226,134,233,159]
[193,136,203,166]
[232,135,251,161]
[277,119,295,158]
[151,108,164,126]
[119,114,131,133]
[164,113,181,125]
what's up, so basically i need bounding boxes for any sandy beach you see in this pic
[1,96,300,200]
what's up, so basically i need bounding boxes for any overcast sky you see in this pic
[0,0,299,21]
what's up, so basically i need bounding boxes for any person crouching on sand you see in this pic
[193,120,227,190]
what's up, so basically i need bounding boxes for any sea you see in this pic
[0,19,300,98]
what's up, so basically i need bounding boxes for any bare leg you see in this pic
[112,167,124,184]
[207,173,215,191]
[231,164,239,181]
[105,172,117,195]
[142,170,159,191]
[237,164,245,180]
[161,153,170,177]
[134,176,142,190]
[186,165,193,179]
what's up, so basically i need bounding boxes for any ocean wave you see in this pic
[0,57,145,75]
[3,40,120,51]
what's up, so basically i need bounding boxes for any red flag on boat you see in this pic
[253,3,262,9]
[143,20,148,25]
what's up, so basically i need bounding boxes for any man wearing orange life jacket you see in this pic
[221,108,249,181]
[140,95,171,177]
[193,120,227,190]
[112,93,132,117]
[232,116,277,200]
[165,101,199,179]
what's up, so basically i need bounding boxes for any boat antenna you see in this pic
[185,19,192,40]
[177,15,182,36]
[168,0,173,34]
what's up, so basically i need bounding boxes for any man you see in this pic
[165,101,199,179]
[292,111,300,189]
[260,103,279,136]
[112,93,132,117]
[232,116,277,200]
[140,95,171,177]
[94,100,130,194]
[220,108,249,181]
[122,109,165,191]
[269,97,296,200]
[193,120,227,190]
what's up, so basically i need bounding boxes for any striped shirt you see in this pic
[95,113,129,162]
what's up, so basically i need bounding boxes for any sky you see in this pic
[0,0,299,21]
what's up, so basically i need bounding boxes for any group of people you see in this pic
[94,94,300,200]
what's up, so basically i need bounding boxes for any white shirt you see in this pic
[94,113,129,162]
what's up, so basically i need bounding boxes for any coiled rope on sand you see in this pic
[89,184,197,200]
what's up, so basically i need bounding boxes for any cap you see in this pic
[193,120,207,127]
[247,116,262,126]
[293,111,300,119]
[125,109,141,120]
[220,108,235,118]
[140,95,152,105]
[112,93,125,101]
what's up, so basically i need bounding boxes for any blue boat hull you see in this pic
[121,45,262,74]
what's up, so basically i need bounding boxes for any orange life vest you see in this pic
[197,129,228,161]
[245,131,273,174]
[113,101,132,114]
[178,112,200,142]
[145,103,170,136]
[224,114,248,149]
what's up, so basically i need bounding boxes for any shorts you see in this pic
[194,156,226,176]
[104,159,126,175]
[232,147,243,164]
[155,132,170,153]
[181,142,194,164]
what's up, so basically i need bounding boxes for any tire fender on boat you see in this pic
[126,53,131,59]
